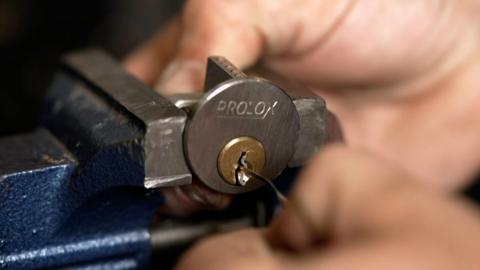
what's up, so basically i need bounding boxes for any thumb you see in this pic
[267,145,417,251]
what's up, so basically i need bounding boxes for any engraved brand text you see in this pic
[216,100,278,119]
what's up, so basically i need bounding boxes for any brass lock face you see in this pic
[217,137,266,185]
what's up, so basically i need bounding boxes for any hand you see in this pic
[125,0,480,191]
[175,146,480,270]
[124,0,480,213]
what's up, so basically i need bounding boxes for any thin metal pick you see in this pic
[239,166,289,206]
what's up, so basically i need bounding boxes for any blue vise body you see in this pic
[0,49,190,269]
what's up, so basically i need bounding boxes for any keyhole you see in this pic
[235,152,252,186]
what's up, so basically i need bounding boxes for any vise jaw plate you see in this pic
[62,49,192,188]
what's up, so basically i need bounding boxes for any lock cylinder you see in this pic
[183,74,300,194]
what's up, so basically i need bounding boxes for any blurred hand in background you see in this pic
[176,146,480,270]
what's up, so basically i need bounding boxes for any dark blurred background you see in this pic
[0,0,183,136]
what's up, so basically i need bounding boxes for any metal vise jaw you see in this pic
[46,49,335,195]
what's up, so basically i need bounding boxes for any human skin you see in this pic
[176,146,480,270]
[125,0,480,193]
[124,0,480,268]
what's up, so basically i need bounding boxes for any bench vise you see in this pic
[0,49,337,269]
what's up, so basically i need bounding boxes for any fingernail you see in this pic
[155,59,205,96]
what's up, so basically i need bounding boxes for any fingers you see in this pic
[125,0,479,94]
[283,239,455,270]
[123,19,181,86]
[126,0,327,95]
[173,146,480,269]
[154,0,266,94]
[175,229,277,270]
[125,0,266,95]
[267,145,416,251]
[268,144,480,254]
[159,180,233,217]
[125,0,361,95]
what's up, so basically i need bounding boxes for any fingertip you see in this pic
[123,19,181,86]
[154,58,206,95]
[179,0,264,66]
[266,145,353,251]
[269,145,411,251]
[154,0,264,96]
